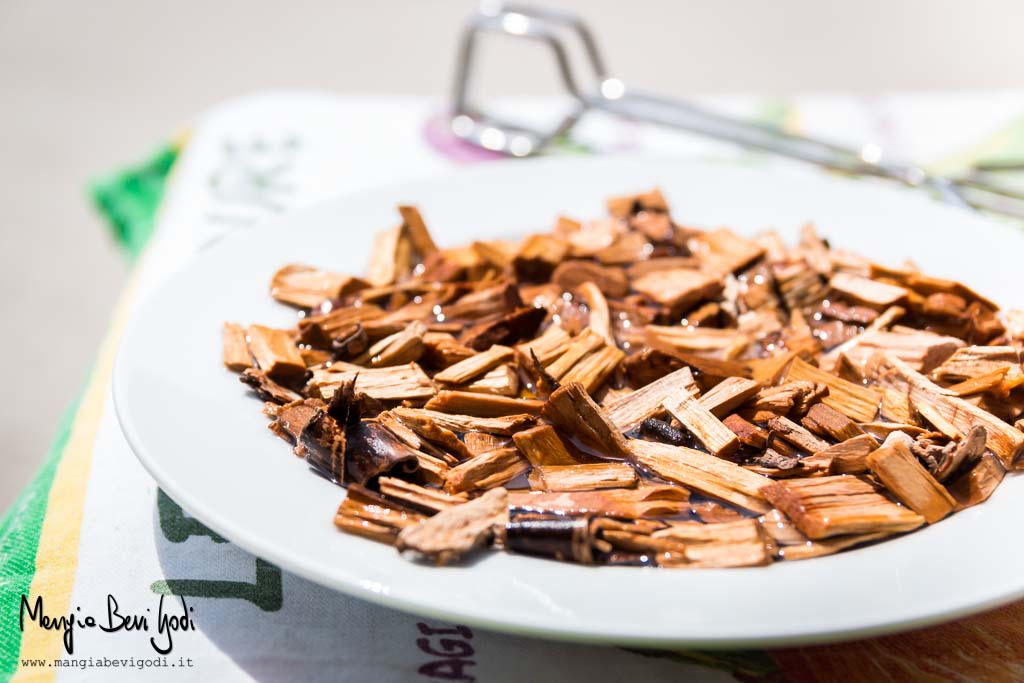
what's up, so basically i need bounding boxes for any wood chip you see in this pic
[541,382,631,459]
[645,325,750,359]
[267,398,323,454]
[748,380,826,419]
[270,264,367,308]
[242,369,303,405]
[663,393,740,457]
[655,518,763,544]
[760,476,925,539]
[551,260,629,297]
[632,267,723,313]
[378,477,469,514]
[508,485,690,519]
[463,364,520,396]
[335,487,426,544]
[698,377,762,418]
[785,356,881,422]
[397,205,438,257]
[600,531,687,563]
[559,344,624,394]
[578,281,615,345]
[946,452,1006,509]
[768,415,830,454]
[444,448,530,493]
[945,368,1011,397]
[463,431,509,456]
[515,324,572,365]
[421,245,489,282]
[836,330,964,375]
[532,463,638,492]
[513,234,570,281]
[544,328,606,379]
[425,391,543,417]
[396,488,508,564]
[688,228,766,275]
[433,345,515,384]
[512,425,580,466]
[300,306,382,344]
[381,409,472,462]
[799,224,832,275]
[869,353,1024,466]
[607,188,669,218]
[777,531,891,561]
[912,395,962,439]
[366,225,410,287]
[932,345,1022,385]
[879,387,913,423]
[246,324,306,382]
[594,231,649,264]
[866,440,956,523]
[469,240,516,271]
[932,425,988,481]
[801,403,865,441]
[222,322,252,371]
[392,406,536,436]
[353,320,426,367]
[829,273,909,308]
[723,413,769,449]
[814,433,879,474]
[603,366,699,432]
[775,261,828,310]
[459,306,546,351]
[860,421,928,441]
[309,362,436,402]
[628,439,772,513]
[443,281,520,321]
[655,519,771,566]
[679,539,774,568]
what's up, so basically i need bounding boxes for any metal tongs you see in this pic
[451,3,1024,219]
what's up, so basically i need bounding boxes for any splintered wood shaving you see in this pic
[224,191,1024,568]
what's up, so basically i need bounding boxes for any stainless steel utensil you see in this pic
[451,3,1024,219]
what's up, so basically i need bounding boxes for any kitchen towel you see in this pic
[4,91,1024,682]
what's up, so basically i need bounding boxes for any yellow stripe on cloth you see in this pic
[12,276,141,682]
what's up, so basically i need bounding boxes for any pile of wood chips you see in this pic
[223,189,1024,568]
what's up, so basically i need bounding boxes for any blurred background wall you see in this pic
[1,0,1022,511]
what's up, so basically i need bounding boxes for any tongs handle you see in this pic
[592,92,911,182]
[590,90,975,211]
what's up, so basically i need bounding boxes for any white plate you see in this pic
[114,155,1024,647]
